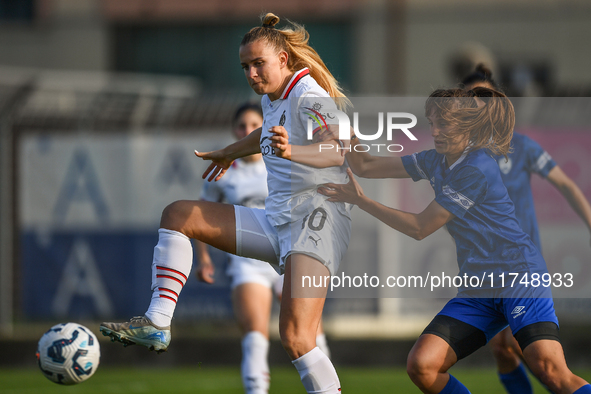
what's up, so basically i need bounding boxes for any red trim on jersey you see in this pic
[159,294,177,303]
[281,69,310,99]
[156,266,188,281]
[157,274,184,286]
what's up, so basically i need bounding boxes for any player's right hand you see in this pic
[313,124,351,156]
[195,150,234,182]
[196,261,215,284]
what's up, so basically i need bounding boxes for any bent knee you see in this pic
[280,326,316,360]
[406,354,438,386]
[532,368,561,392]
[161,200,200,232]
[490,340,515,360]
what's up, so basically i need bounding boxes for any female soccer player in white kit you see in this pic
[196,103,330,394]
[101,13,350,394]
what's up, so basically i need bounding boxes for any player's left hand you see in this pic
[196,261,215,284]
[319,168,365,205]
[195,149,234,182]
[269,126,291,160]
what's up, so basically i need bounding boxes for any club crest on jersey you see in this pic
[279,111,286,127]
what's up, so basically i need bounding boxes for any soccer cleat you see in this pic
[99,316,171,353]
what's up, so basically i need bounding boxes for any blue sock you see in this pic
[499,363,533,394]
[440,374,471,394]
[574,384,591,394]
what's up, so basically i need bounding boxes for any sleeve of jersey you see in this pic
[297,93,340,139]
[435,166,488,219]
[524,135,556,178]
[199,180,222,202]
[401,150,435,182]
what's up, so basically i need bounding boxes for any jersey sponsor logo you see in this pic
[260,136,275,157]
[442,185,474,210]
[498,157,512,174]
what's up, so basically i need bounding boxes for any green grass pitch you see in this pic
[3,366,590,393]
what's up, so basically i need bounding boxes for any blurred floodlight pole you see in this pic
[0,80,32,337]
[0,107,14,337]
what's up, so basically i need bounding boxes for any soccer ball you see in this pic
[36,322,101,385]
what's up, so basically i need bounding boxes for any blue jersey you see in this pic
[494,133,556,250]
[402,148,549,295]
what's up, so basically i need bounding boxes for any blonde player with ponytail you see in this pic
[101,13,351,394]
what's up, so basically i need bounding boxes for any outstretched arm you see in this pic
[347,146,411,179]
[196,127,262,181]
[546,165,591,244]
[319,168,454,239]
[269,126,345,168]
[315,125,410,178]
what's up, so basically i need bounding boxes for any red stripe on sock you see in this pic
[159,294,177,303]
[158,287,179,298]
[156,274,184,286]
[156,265,188,281]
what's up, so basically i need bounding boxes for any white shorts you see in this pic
[234,201,351,276]
[226,255,281,290]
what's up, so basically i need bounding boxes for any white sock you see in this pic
[316,333,331,359]
[145,229,193,327]
[241,331,270,394]
[292,347,341,394]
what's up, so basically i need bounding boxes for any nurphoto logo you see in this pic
[305,104,418,153]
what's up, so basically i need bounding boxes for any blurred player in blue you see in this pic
[462,64,591,394]
[195,103,330,394]
[320,87,591,394]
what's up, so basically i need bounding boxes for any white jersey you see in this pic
[200,158,268,208]
[260,68,350,226]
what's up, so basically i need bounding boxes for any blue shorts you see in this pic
[438,297,559,342]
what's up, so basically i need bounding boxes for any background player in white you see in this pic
[101,13,350,394]
[195,103,330,394]
[463,64,591,394]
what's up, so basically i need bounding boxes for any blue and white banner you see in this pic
[20,132,235,321]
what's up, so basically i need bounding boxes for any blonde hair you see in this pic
[241,13,351,110]
[425,87,514,158]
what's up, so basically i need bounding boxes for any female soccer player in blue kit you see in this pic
[319,87,591,394]
[463,65,591,394]
[101,13,350,394]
